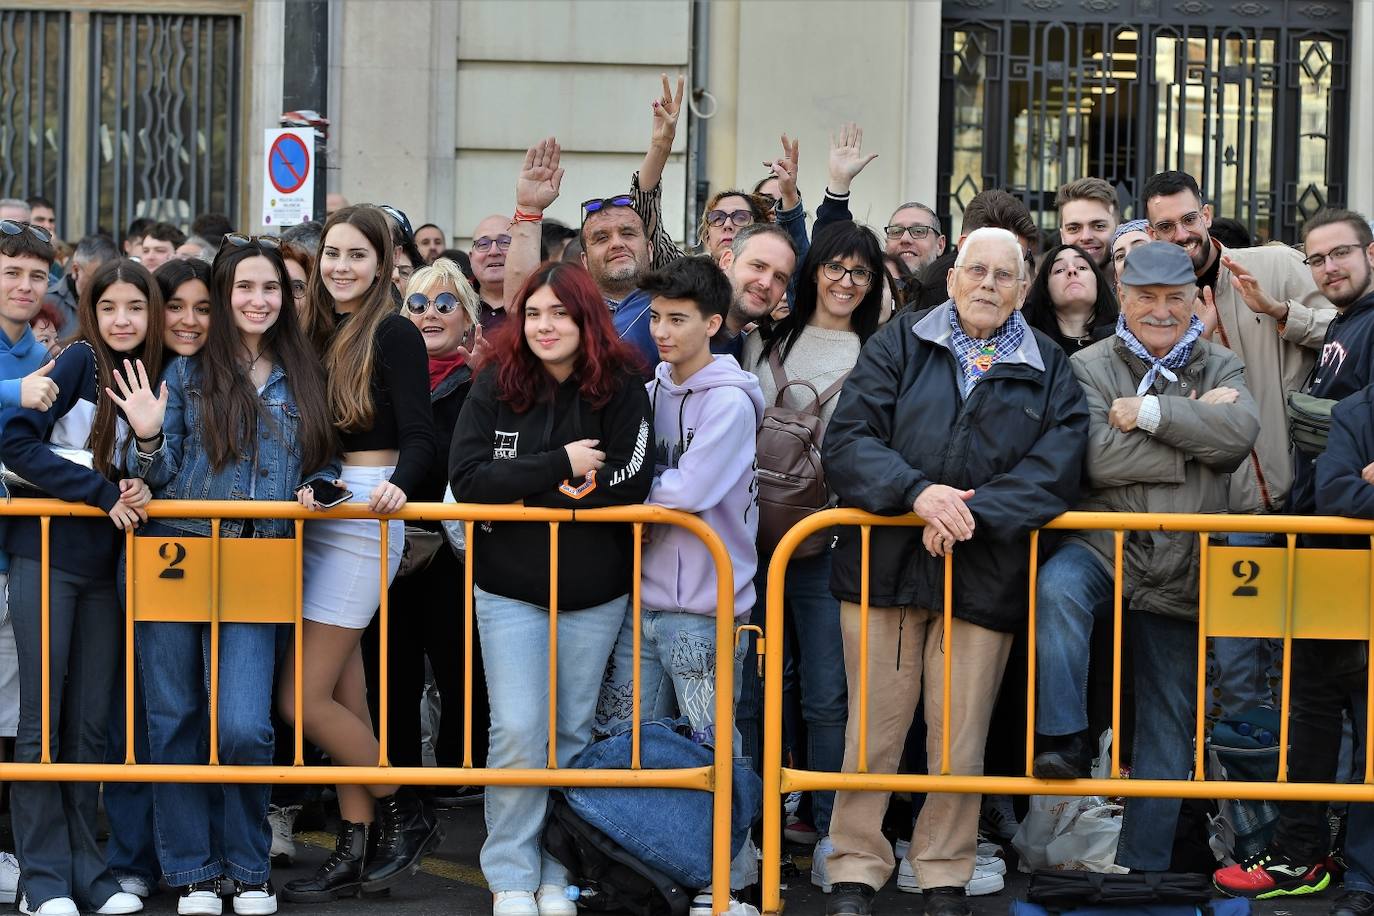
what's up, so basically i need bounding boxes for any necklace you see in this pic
[244,349,264,371]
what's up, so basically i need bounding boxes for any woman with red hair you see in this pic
[449,262,653,916]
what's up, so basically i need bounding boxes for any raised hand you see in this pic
[19,360,57,411]
[515,137,564,213]
[456,324,492,369]
[105,358,167,439]
[1222,255,1286,320]
[762,134,801,210]
[828,122,878,195]
[650,73,685,148]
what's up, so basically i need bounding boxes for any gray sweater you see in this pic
[741,324,861,431]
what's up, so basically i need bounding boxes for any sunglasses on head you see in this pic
[404,291,461,315]
[0,219,51,243]
[223,232,281,251]
[379,204,414,242]
[581,195,634,222]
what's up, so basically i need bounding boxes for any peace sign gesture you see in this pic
[650,73,686,148]
[105,358,168,440]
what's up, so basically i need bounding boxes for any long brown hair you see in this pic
[300,205,396,431]
[198,241,336,473]
[76,259,166,477]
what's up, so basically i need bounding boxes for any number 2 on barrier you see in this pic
[1205,545,1371,640]
[131,537,298,624]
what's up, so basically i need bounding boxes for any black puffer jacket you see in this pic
[822,302,1089,632]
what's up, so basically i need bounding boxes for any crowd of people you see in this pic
[0,72,1370,916]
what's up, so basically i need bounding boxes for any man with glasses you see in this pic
[884,204,946,275]
[1143,169,1333,721]
[1214,208,1374,904]
[820,227,1087,916]
[469,214,512,331]
[1056,178,1120,274]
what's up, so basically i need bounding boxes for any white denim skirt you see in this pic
[302,465,404,629]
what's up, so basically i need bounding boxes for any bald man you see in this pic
[470,214,510,330]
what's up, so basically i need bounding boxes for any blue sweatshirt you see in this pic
[0,342,126,577]
[0,326,50,572]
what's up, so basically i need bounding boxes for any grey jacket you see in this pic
[1068,336,1261,620]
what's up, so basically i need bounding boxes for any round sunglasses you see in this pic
[404,291,461,314]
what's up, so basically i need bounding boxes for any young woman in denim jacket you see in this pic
[109,238,338,916]
[0,258,162,916]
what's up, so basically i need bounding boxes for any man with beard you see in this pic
[713,224,797,358]
[1213,209,1374,906]
[1056,178,1120,276]
[1143,169,1334,719]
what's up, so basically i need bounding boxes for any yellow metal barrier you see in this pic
[761,508,1374,916]
[0,498,738,914]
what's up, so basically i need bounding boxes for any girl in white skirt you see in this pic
[281,205,440,903]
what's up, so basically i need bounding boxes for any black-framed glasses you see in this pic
[405,291,461,315]
[223,232,281,251]
[379,204,414,243]
[0,219,51,243]
[705,209,754,229]
[884,224,940,241]
[955,263,1021,288]
[1302,243,1365,269]
[472,234,511,253]
[1149,211,1205,237]
[821,261,876,287]
[581,195,634,222]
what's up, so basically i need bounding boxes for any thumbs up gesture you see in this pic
[20,360,57,411]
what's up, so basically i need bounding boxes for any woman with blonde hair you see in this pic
[283,205,440,903]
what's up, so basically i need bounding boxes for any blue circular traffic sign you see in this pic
[269,133,310,195]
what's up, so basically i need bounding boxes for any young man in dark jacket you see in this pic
[818,228,1088,916]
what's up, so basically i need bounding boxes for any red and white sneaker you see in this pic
[1213,854,1330,899]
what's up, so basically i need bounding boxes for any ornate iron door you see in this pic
[938,0,1351,244]
[0,10,67,209]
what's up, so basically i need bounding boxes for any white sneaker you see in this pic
[96,891,144,914]
[535,885,576,916]
[810,834,833,893]
[231,881,276,916]
[896,857,1006,896]
[689,889,738,916]
[977,833,1003,859]
[19,896,79,916]
[117,876,152,899]
[266,804,300,863]
[492,890,539,916]
[0,851,18,904]
[894,839,1005,873]
[178,880,223,916]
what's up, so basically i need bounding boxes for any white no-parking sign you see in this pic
[261,127,316,227]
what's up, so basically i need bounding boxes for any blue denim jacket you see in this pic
[129,355,340,538]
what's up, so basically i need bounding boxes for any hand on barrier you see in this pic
[368,480,406,515]
[913,484,975,542]
[762,134,800,210]
[564,439,605,478]
[119,477,152,510]
[19,360,57,411]
[106,358,167,439]
[108,500,145,531]
[922,523,955,558]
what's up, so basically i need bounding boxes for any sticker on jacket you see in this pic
[559,470,598,500]
[493,430,519,460]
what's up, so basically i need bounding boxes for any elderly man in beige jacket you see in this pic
[1142,170,1333,717]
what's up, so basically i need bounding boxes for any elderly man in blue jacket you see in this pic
[819,227,1089,916]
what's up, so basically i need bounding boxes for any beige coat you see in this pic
[1207,243,1333,512]
[1068,337,1261,620]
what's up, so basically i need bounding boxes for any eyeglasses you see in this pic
[821,261,876,287]
[581,195,634,222]
[884,224,940,241]
[1302,243,1365,269]
[955,263,1022,288]
[404,291,461,315]
[1149,211,1205,237]
[290,279,306,299]
[379,204,414,242]
[0,219,51,243]
[223,233,281,251]
[705,209,754,229]
[472,234,511,253]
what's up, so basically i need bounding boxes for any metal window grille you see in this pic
[0,10,68,208]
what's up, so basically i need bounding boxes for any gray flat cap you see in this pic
[1119,241,1196,287]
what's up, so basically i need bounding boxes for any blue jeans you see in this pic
[736,552,847,835]
[137,620,278,885]
[1116,611,1199,871]
[104,647,160,884]
[595,609,758,890]
[476,587,626,893]
[1214,533,1280,717]
[1035,542,1114,737]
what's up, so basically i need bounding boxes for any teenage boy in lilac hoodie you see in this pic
[594,255,764,907]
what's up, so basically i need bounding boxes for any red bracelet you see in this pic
[512,209,544,223]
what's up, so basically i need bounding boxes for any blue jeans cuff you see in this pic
[223,860,270,886]
[164,862,223,888]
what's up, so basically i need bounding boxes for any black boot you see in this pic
[359,789,443,892]
[281,820,368,903]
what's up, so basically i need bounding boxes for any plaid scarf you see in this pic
[947,305,1026,397]
[1114,313,1205,395]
